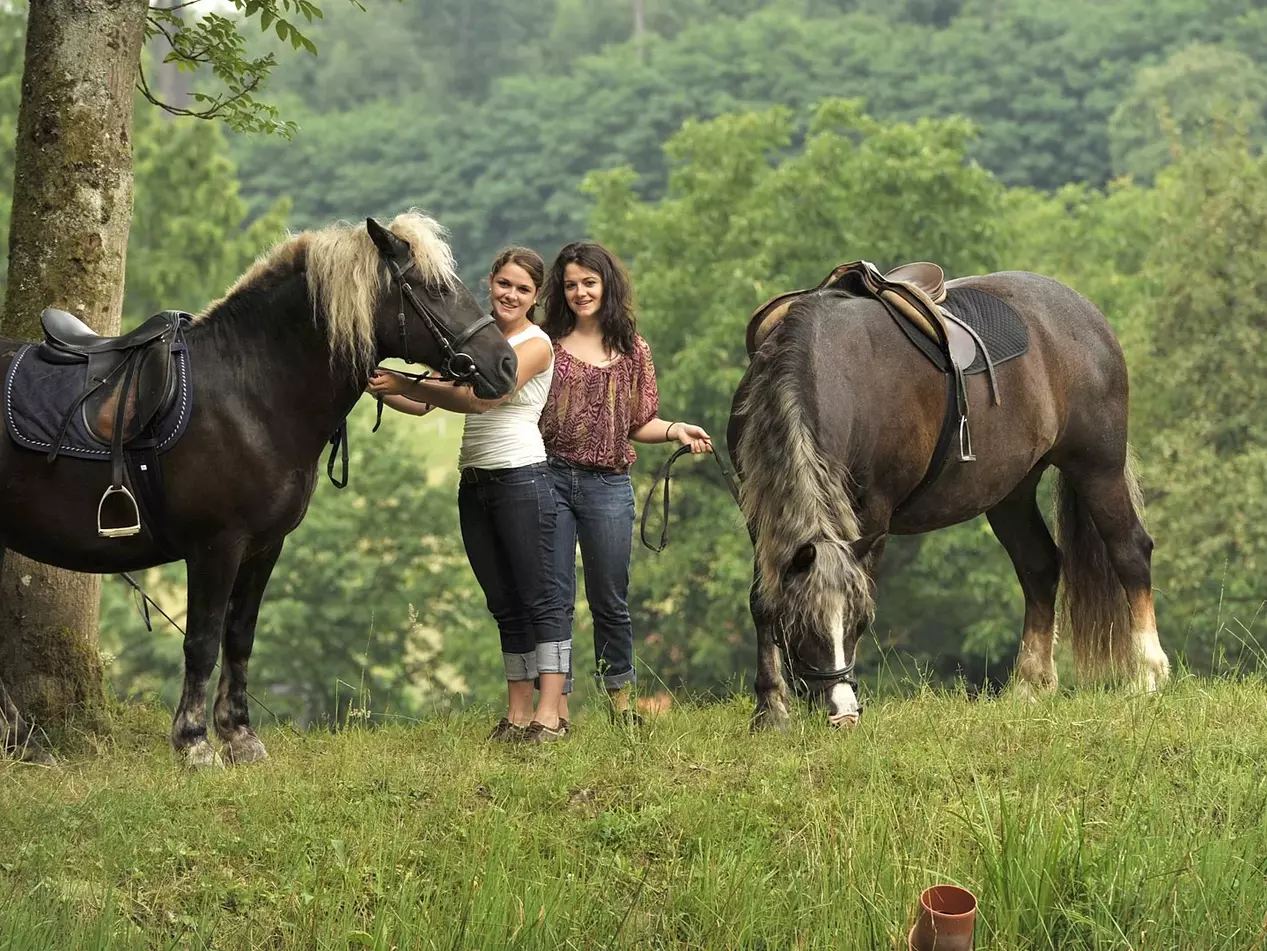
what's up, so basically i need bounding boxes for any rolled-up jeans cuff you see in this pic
[598,666,636,691]
[503,651,538,682]
[536,639,572,676]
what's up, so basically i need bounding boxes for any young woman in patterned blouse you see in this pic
[540,241,712,724]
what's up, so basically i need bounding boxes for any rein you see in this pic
[639,443,744,553]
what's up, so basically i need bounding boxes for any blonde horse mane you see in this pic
[203,210,458,371]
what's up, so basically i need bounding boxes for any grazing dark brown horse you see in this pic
[0,213,518,765]
[727,270,1169,730]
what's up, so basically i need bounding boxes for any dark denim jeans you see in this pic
[458,463,570,680]
[547,457,637,692]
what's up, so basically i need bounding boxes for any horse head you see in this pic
[365,216,517,400]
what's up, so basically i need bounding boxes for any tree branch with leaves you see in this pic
[142,0,367,137]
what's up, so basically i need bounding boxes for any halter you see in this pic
[325,254,499,491]
[384,256,495,384]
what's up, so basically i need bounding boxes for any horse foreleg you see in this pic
[986,474,1061,699]
[750,566,791,732]
[214,540,283,765]
[173,539,245,769]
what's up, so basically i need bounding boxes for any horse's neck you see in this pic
[190,273,365,451]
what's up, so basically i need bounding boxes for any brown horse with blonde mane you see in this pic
[727,269,1169,729]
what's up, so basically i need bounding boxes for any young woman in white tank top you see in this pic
[368,247,570,743]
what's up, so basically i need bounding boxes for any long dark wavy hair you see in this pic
[542,241,638,354]
[488,245,545,323]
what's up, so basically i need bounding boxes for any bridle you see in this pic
[773,621,860,700]
[383,256,494,384]
[325,253,499,490]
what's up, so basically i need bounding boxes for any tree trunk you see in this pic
[1,0,149,737]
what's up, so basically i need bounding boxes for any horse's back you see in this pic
[949,270,1122,350]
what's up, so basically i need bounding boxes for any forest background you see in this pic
[2,0,1264,724]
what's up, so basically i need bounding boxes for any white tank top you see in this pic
[458,323,553,470]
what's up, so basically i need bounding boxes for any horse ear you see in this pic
[366,217,409,259]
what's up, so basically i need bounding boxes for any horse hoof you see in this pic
[1133,649,1171,694]
[751,702,791,733]
[827,712,859,729]
[1008,677,1055,703]
[13,742,56,767]
[1009,682,1040,703]
[181,740,223,770]
[223,733,269,765]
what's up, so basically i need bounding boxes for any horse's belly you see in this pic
[887,448,1052,535]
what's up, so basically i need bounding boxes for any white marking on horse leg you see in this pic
[1127,592,1169,692]
[1013,625,1058,698]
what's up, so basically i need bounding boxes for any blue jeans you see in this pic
[548,457,637,692]
[458,463,570,680]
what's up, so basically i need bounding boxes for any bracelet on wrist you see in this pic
[666,421,678,442]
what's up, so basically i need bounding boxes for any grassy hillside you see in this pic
[2,680,1266,949]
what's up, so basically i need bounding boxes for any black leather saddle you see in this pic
[38,308,190,538]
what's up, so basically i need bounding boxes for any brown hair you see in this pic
[542,241,638,355]
[488,246,545,322]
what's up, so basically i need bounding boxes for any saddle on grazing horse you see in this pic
[745,260,1022,509]
[10,308,192,539]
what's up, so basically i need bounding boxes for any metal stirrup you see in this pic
[98,484,141,538]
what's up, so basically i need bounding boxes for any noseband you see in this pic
[384,257,494,384]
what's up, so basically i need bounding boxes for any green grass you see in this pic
[2,680,1267,949]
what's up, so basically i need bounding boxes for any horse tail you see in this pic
[736,311,872,638]
[1054,449,1141,680]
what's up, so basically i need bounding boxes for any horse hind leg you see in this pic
[1055,458,1169,691]
[986,472,1061,699]
[213,540,283,765]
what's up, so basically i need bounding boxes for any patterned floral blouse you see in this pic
[540,335,660,472]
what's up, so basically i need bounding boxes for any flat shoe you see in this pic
[488,717,527,742]
[523,720,567,744]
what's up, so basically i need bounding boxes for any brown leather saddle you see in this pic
[744,260,1003,508]
[39,308,187,537]
[747,261,994,383]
